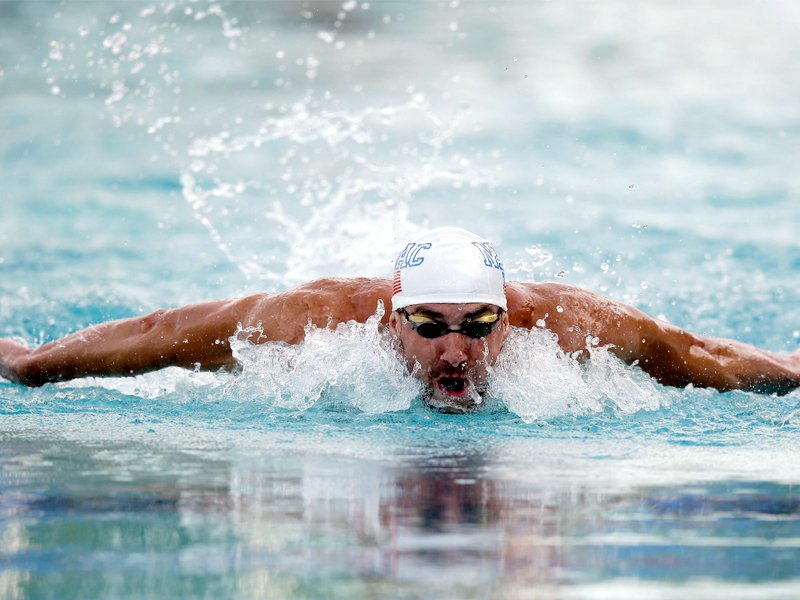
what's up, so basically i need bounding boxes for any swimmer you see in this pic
[1,227,798,410]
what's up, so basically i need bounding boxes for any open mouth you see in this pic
[437,376,468,397]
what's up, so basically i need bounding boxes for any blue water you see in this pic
[2,1,800,598]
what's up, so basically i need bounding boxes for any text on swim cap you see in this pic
[471,242,505,280]
[394,242,432,269]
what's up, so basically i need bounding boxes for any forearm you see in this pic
[556,290,800,395]
[636,325,800,395]
[5,302,242,386]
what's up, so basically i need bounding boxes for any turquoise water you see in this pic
[2,1,800,598]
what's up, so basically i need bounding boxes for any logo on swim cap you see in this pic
[391,227,507,311]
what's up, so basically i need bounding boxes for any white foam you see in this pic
[489,327,677,423]
[55,315,678,419]
[228,302,421,413]
[221,311,678,419]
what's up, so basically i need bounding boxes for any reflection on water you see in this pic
[3,435,800,599]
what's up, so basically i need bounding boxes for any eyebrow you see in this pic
[410,306,499,320]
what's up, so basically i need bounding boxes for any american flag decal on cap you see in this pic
[392,270,402,294]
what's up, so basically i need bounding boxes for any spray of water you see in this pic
[219,310,674,419]
[43,4,494,289]
[227,301,420,413]
[180,92,483,284]
[489,327,677,423]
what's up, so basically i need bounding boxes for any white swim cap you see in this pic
[391,227,507,311]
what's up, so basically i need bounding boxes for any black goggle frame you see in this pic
[400,309,501,340]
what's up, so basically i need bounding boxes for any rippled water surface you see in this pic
[2,1,800,598]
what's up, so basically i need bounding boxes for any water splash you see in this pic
[180,91,490,284]
[43,4,494,288]
[219,313,677,419]
[228,302,420,412]
[490,327,677,423]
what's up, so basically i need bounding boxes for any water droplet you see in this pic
[556,305,564,313]
[48,41,64,61]
[103,31,127,54]
[524,245,552,267]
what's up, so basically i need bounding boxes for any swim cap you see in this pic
[391,227,507,311]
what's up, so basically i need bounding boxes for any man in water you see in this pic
[1,228,798,410]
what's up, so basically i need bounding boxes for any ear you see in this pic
[388,311,400,335]
[497,310,511,340]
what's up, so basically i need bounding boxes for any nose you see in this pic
[438,332,470,367]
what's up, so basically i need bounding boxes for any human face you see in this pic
[388,303,510,412]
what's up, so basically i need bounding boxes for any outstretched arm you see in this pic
[0,277,392,387]
[509,283,800,395]
[617,312,800,395]
[0,298,254,386]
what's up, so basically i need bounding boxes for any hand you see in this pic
[0,340,31,385]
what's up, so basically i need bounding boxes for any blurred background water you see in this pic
[1,1,800,598]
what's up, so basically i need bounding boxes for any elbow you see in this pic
[8,352,53,387]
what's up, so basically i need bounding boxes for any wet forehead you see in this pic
[405,303,500,321]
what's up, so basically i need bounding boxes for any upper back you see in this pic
[242,277,642,355]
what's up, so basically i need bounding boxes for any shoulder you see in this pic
[290,277,392,298]
[505,281,648,355]
[505,282,596,326]
[287,277,393,318]
[240,277,392,343]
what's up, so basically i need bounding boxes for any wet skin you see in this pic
[388,303,510,411]
[1,278,798,397]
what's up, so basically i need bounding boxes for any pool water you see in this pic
[2,1,800,598]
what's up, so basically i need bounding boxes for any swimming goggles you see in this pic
[400,309,501,339]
